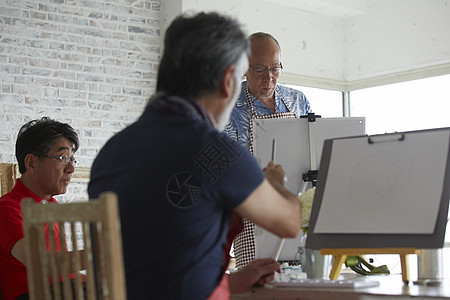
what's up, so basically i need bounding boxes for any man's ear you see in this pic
[24,154,38,175]
[220,65,236,99]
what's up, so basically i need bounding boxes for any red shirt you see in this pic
[0,179,59,300]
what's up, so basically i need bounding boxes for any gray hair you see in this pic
[156,12,250,99]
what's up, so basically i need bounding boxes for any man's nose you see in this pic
[261,71,274,82]
[65,162,75,173]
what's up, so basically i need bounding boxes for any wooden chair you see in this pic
[22,192,126,300]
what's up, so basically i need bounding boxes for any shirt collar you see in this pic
[147,94,215,128]
[10,178,57,204]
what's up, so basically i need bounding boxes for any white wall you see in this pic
[160,0,182,43]
[344,0,450,90]
[239,1,345,89]
[162,0,450,91]
[0,0,161,202]
[169,0,344,89]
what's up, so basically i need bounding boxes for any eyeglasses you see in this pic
[44,155,79,167]
[248,63,283,75]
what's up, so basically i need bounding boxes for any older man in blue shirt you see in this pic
[225,32,311,269]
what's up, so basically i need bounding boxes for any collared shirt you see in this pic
[0,179,58,300]
[225,81,311,150]
[88,95,264,299]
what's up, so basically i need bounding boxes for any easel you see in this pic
[321,248,420,283]
[298,113,321,194]
[274,113,322,261]
[303,129,450,284]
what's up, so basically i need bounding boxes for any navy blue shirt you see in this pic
[88,96,264,299]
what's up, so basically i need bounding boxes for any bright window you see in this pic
[349,74,450,135]
[285,85,343,117]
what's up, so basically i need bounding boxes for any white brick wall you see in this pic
[0,0,161,202]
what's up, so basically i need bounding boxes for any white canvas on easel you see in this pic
[314,131,448,234]
[306,127,450,250]
[252,117,365,194]
[251,117,366,261]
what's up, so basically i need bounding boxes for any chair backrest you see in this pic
[22,192,126,300]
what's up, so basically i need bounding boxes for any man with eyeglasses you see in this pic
[225,32,311,269]
[0,117,79,300]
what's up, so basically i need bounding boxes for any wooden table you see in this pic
[231,274,450,300]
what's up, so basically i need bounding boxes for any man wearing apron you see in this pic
[225,32,311,269]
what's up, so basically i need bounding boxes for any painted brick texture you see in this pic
[0,0,161,202]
